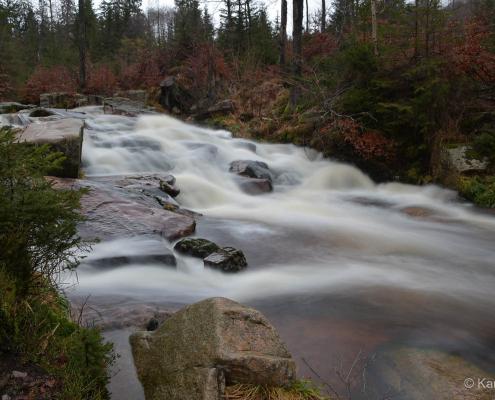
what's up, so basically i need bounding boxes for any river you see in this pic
[67,108,495,399]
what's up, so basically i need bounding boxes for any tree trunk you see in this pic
[290,0,304,106]
[371,0,378,55]
[321,0,326,32]
[305,0,309,32]
[414,0,419,58]
[279,0,287,66]
[78,0,86,90]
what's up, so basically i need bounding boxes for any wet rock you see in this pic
[365,345,495,400]
[50,178,196,241]
[159,180,180,198]
[130,297,296,400]
[103,97,154,117]
[238,177,273,195]
[29,108,55,117]
[86,253,176,268]
[17,118,84,178]
[443,145,488,174]
[174,238,220,258]
[39,92,82,108]
[229,160,273,182]
[0,102,34,114]
[114,90,148,104]
[203,247,247,272]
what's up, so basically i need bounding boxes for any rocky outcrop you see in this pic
[17,118,84,178]
[0,102,34,114]
[229,160,273,182]
[103,97,154,117]
[433,144,489,187]
[159,76,194,114]
[130,297,296,400]
[50,177,196,241]
[114,90,148,104]
[203,247,247,272]
[174,238,220,258]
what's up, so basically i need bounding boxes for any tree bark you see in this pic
[371,0,378,55]
[321,0,326,32]
[290,0,304,106]
[279,0,287,66]
[78,0,86,90]
[305,0,309,32]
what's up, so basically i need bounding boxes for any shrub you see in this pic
[458,176,495,208]
[22,66,78,104]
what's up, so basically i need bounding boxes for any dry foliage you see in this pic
[224,383,328,400]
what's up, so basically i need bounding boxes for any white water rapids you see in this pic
[60,108,495,399]
[76,111,495,306]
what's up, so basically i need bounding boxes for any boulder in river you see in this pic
[130,297,296,400]
[229,160,273,182]
[50,177,196,241]
[85,253,176,268]
[203,247,247,272]
[238,177,273,195]
[17,118,84,178]
[174,238,220,258]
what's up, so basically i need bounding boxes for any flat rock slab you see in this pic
[130,297,296,400]
[50,177,195,241]
[17,118,84,178]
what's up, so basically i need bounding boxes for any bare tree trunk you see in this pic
[305,0,309,32]
[414,0,419,58]
[78,0,86,90]
[321,0,326,32]
[371,0,378,55]
[291,0,304,106]
[279,0,287,66]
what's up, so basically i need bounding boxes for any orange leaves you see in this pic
[23,66,78,104]
[86,64,118,96]
[446,17,495,84]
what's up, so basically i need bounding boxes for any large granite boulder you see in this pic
[130,297,296,400]
[17,118,84,178]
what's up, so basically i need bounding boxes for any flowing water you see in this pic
[67,108,495,399]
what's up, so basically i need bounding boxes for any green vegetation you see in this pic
[224,380,330,400]
[458,176,495,208]
[0,127,113,399]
